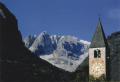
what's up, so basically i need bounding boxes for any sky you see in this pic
[1,0,120,41]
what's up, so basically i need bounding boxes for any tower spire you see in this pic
[90,19,107,48]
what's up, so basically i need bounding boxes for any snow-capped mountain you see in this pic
[29,31,54,56]
[24,32,90,72]
[24,35,37,48]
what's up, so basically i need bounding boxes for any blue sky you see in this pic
[1,0,120,41]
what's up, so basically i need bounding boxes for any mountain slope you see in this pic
[24,35,37,48]
[29,32,54,55]
[0,2,82,82]
[108,32,120,81]
[24,32,90,72]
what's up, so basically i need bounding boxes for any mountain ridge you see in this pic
[24,32,90,72]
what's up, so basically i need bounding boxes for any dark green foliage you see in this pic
[71,66,89,82]
[89,75,106,82]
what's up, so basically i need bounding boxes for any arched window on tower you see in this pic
[94,49,101,58]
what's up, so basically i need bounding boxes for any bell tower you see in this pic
[89,19,110,80]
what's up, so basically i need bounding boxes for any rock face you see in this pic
[29,32,54,55]
[0,2,89,82]
[24,35,37,48]
[56,36,86,57]
[108,32,120,81]
[25,33,90,58]
[24,33,90,72]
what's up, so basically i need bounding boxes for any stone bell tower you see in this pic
[89,19,110,80]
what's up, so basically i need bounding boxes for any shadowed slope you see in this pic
[0,2,71,82]
[108,32,120,81]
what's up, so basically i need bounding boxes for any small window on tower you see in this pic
[94,49,101,58]
[94,50,97,58]
[98,49,101,58]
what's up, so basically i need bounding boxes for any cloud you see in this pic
[108,9,120,20]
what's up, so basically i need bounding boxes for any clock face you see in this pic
[91,62,105,78]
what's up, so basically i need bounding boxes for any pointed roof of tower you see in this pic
[90,18,107,48]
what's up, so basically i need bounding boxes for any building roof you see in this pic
[90,19,107,48]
